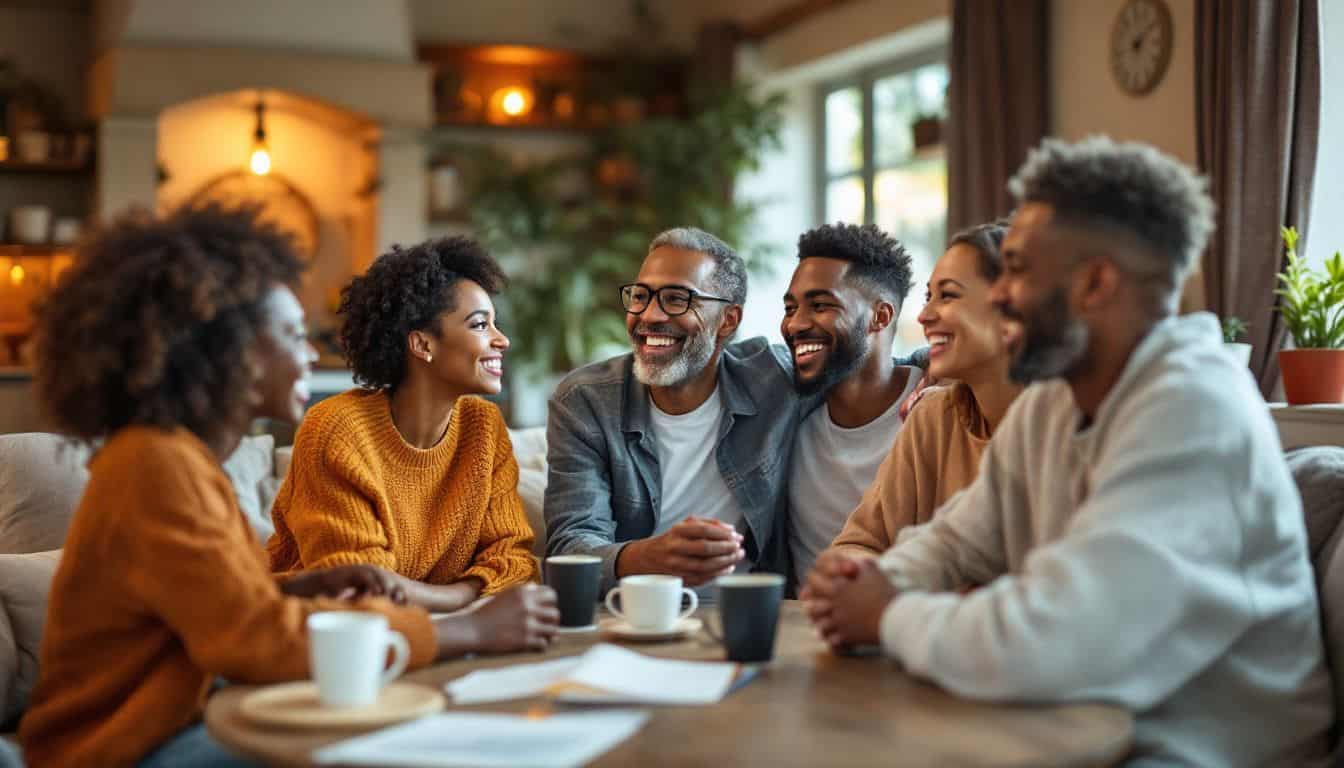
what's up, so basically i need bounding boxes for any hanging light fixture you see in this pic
[249,98,272,176]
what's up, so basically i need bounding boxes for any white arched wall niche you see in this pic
[156,90,379,338]
[87,43,432,269]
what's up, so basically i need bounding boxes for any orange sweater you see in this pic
[19,426,436,768]
[829,384,992,556]
[268,390,538,593]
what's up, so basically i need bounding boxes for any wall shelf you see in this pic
[0,158,92,175]
[0,244,74,256]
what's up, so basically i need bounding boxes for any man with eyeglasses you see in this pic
[543,227,803,593]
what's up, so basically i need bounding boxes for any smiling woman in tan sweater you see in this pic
[828,221,1021,559]
[268,237,539,612]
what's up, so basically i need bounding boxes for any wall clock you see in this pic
[1110,0,1174,96]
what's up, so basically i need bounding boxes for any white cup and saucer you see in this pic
[238,612,443,728]
[600,575,702,642]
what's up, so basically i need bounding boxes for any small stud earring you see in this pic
[425,354,433,363]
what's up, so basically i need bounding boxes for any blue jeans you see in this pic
[0,739,21,768]
[139,723,259,768]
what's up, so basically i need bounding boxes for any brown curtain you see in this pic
[946,0,1050,235]
[1197,0,1320,398]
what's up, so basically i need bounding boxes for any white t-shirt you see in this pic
[648,386,746,594]
[787,369,919,582]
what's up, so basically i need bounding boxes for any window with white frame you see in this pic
[818,50,949,355]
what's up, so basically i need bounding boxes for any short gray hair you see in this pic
[648,227,748,305]
[1008,136,1215,303]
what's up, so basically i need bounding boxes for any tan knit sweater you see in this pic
[268,389,538,593]
[829,384,991,556]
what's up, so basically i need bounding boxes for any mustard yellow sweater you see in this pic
[268,390,538,593]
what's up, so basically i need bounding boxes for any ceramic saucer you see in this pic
[599,616,702,642]
[557,623,599,634]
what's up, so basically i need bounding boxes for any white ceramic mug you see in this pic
[605,575,698,631]
[9,206,50,245]
[307,612,410,708]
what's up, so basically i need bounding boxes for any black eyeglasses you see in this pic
[619,283,732,316]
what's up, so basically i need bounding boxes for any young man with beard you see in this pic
[804,137,1332,765]
[543,228,803,593]
[783,223,920,585]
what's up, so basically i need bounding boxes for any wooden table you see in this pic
[206,602,1133,767]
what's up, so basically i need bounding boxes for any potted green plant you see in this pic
[1275,226,1344,404]
[1221,316,1251,368]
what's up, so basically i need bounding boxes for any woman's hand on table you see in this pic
[802,553,896,651]
[432,583,560,658]
[279,564,408,604]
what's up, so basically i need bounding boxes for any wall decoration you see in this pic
[1110,0,1174,95]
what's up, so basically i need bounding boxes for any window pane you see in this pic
[825,175,866,225]
[874,158,947,355]
[874,63,949,167]
[824,87,863,175]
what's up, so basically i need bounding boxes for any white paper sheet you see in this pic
[311,709,650,768]
[561,644,737,705]
[442,643,740,706]
[445,657,582,704]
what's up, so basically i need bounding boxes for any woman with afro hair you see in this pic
[268,236,540,612]
[19,207,558,768]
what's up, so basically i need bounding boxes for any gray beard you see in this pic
[1008,288,1092,384]
[632,325,717,388]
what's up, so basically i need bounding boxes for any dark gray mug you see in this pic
[544,555,602,628]
[711,573,785,662]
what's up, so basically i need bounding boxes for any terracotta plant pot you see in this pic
[1280,349,1344,405]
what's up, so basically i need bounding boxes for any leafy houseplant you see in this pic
[1275,226,1344,403]
[1220,316,1251,368]
[1221,316,1249,343]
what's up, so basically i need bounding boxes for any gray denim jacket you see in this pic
[543,337,806,592]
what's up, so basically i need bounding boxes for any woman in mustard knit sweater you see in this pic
[268,236,539,612]
[20,206,558,768]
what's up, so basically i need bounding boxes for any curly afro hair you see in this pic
[33,203,305,443]
[339,236,506,391]
[797,222,913,305]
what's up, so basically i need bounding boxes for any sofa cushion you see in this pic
[1286,446,1344,743]
[0,597,14,731]
[0,434,90,555]
[517,466,547,558]
[0,549,60,727]
[508,428,547,556]
[221,434,277,542]
[509,427,548,473]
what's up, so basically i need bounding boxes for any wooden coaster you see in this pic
[238,681,444,729]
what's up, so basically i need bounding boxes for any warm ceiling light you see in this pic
[249,98,271,176]
[502,88,526,116]
[250,145,272,176]
[9,265,24,286]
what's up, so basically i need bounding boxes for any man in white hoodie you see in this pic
[803,136,1334,766]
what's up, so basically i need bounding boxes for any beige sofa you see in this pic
[0,427,549,738]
